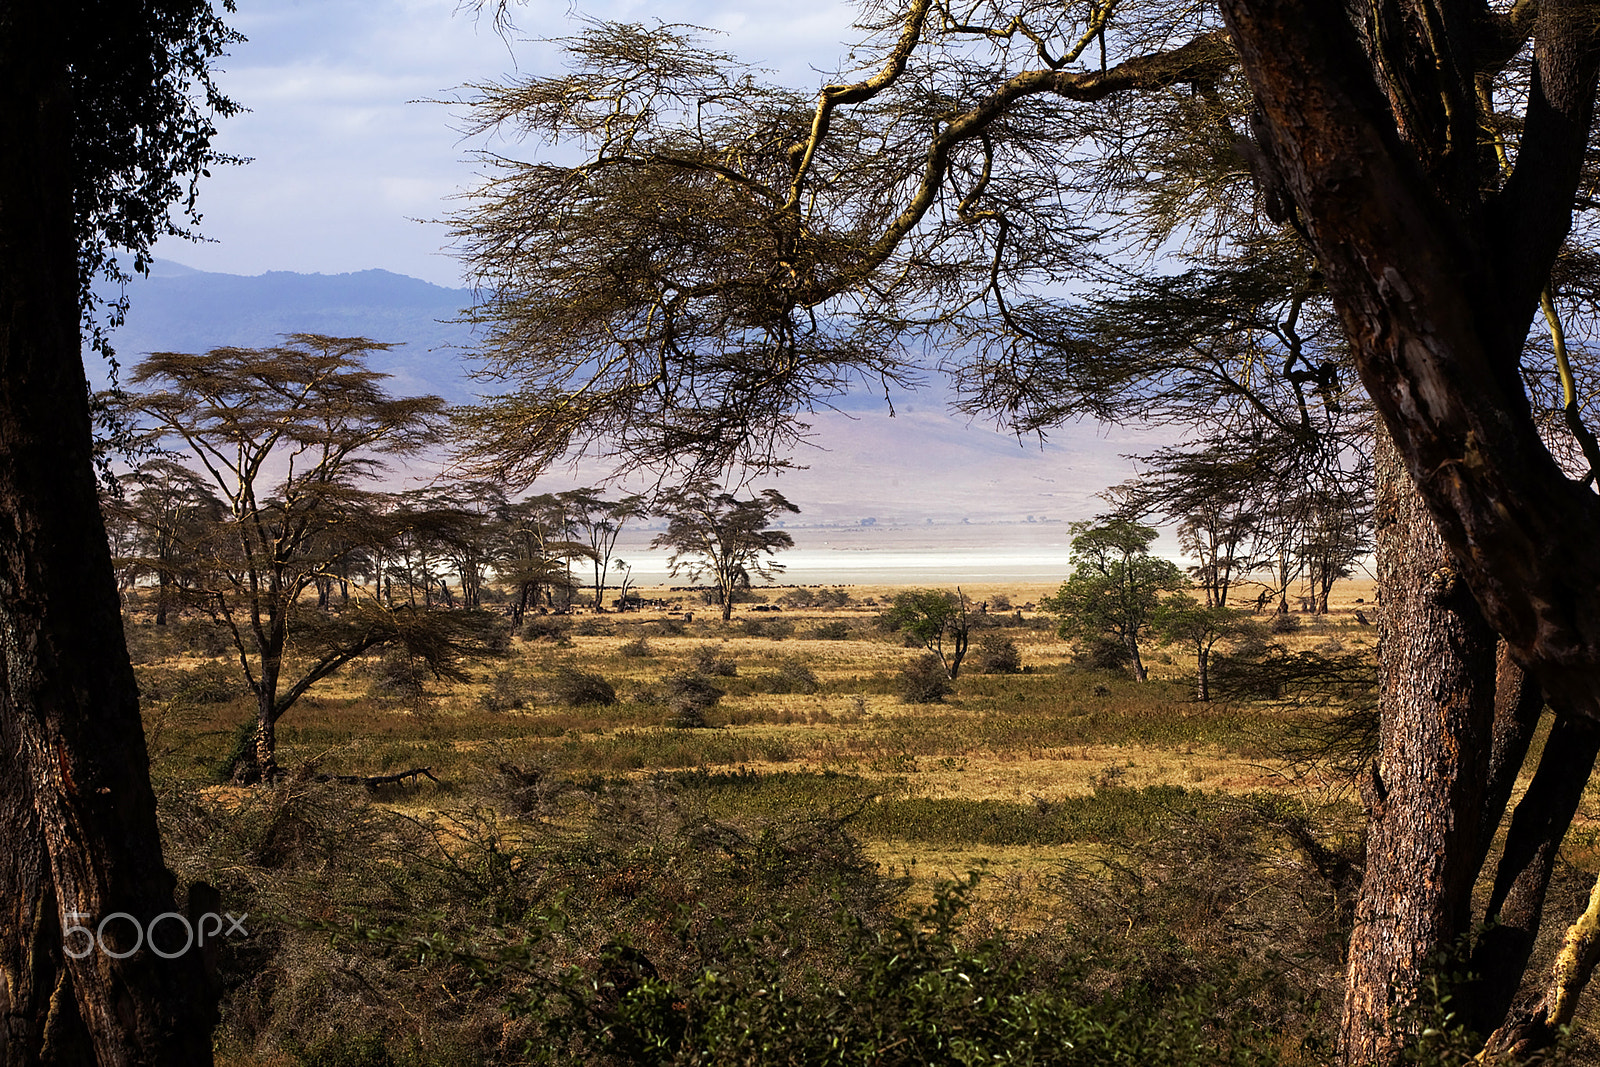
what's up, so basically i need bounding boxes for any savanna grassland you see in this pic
[128,580,1600,1066]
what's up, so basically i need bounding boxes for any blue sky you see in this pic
[167,1,862,287]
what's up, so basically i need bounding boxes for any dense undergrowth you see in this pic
[125,606,1593,1065]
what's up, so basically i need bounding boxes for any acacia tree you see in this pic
[881,588,972,679]
[119,335,478,782]
[454,6,1600,1059]
[1215,3,1600,1060]
[0,0,241,1061]
[1042,518,1184,682]
[562,489,645,612]
[106,458,226,625]
[1152,595,1257,702]
[651,486,798,621]
[491,493,592,625]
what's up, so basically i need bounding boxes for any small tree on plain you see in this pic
[651,485,798,621]
[1042,518,1183,682]
[118,335,490,781]
[1152,595,1260,702]
[562,489,645,612]
[881,588,972,680]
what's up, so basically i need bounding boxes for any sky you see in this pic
[167,1,866,288]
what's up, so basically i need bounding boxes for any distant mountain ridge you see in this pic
[93,260,1164,531]
[95,260,480,403]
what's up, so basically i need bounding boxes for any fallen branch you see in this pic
[315,767,440,790]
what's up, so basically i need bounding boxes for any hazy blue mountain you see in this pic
[93,260,1163,533]
[93,260,479,403]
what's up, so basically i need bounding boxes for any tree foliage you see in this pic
[881,588,972,679]
[1042,518,1184,682]
[651,486,799,621]
[449,8,1237,478]
[1152,594,1258,702]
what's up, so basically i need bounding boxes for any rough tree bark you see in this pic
[1339,434,1499,1065]
[0,4,217,1063]
[1219,0,1600,716]
[1218,1,1600,1060]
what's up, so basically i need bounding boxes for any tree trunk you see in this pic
[1467,714,1600,1035]
[252,671,280,783]
[1221,0,1600,720]
[1126,635,1148,682]
[1472,645,1545,879]
[1339,434,1499,1067]
[0,6,217,1060]
[1196,646,1210,702]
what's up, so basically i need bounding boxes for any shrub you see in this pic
[756,657,820,695]
[572,616,613,637]
[572,873,1283,1067]
[970,633,1021,674]
[663,671,723,728]
[899,654,952,703]
[989,593,1013,612]
[777,588,815,608]
[738,617,794,639]
[545,666,617,707]
[690,644,738,677]
[619,636,654,658]
[519,616,571,643]
[1268,611,1302,634]
[137,660,242,705]
[479,668,526,712]
[803,621,852,641]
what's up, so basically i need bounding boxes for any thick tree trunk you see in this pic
[1221,0,1600,719]
[1127,643,1148,682]
[1472,646,1545,879]
[0,6,217,1061]
[1467,715,1600,1034]
[1339,435,1499,1067]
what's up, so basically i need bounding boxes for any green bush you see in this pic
[549,874,1283,1067]
[1076,637,1132,671]
[899,653,951,703]
[546,665,618,707]
[970,633,1021,674]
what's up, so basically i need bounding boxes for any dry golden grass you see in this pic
[135,577,1375,907]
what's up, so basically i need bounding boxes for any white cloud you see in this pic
[161,1,862,285]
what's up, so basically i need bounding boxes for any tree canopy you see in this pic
[1042,518,1184,682]
[115,335,477,781]
[651,486,799,621]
